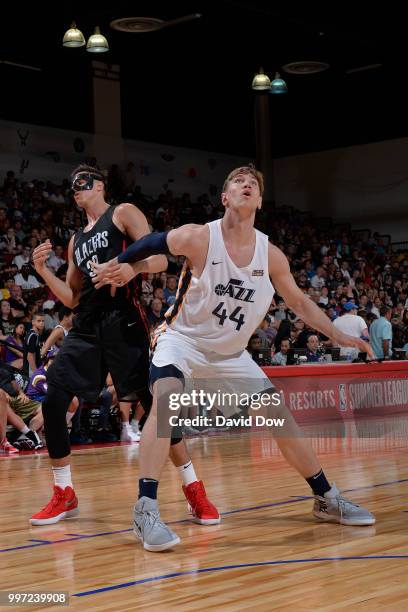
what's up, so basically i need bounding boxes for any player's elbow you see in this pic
[284,295,305,316]
[157,255,168,272]
[63,294,79,309]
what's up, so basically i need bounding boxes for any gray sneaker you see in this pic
[133,497,181,551]
[313,483,376,526]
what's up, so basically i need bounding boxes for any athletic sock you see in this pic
[306,469,331,497]
[20,425,30,435]
[52,465,73,489]
[177,461,198,487]
[139,478,159,500]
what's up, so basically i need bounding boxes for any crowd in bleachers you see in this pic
[1,165,408,450]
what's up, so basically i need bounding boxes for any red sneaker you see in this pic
[30,486,79,525]
[182,480,221,525]
[0,437,19,454]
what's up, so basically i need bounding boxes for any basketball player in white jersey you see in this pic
[92,165,375,552]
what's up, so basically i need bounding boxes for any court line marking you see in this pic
[0,499,304,553]
[1,477,407,554]
[27,539,52,543]
[72,554,408,597]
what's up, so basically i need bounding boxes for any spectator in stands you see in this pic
[264,315,278,346]
[272,338,290,366]
[0,277,14,300]
[247,334,262,357]
[0,299,15,337]
[4,322,25,369]
[273,299,290,321]
[153,286,165,302]
[42,300,57,331]
[370,306,393,359]
[293,319,312,348]
[54,215,74,243]
[340,260,351,282]
[41,306,72,356]
[8,284,26,320]
[23,312,45,376]
[359,294,369,312]
[49,187,65,205]
[141,274,154,306]
[14,264,41,290]
[14,219,26,243]
[148,298,165,329]
[327,306,337,321]
[333,301,369,360]
[1,228,17,255]
[156,271,168,289]
[305,335,321,362]
[255,315,273,349]
[163,275,178,306]
[46,245,66,273]
[319,286,329,306]
[12,246,31,270]
[273,319,292,353]
[105,374,139,443]
[311,266,326,290]
[0,388,19,453]
[0,361,42,449]
[370,296,382,319]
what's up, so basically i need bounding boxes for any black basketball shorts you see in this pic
[47,308,150,402]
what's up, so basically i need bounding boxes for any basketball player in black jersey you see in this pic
[29,164,219,526]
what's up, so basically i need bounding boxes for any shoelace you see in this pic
[41,490,65,514]
[188,485,214,513]
[335,495,360,518]
[136,508,161,536]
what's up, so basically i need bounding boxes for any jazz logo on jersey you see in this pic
[214,278,255,302]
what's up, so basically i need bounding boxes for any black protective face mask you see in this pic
[71,172,104,192]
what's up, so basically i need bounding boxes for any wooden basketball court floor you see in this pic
[1,422,408,611]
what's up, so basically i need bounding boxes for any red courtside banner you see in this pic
[262,361,408,424]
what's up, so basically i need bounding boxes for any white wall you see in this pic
[0,119,248,199]
[274,138,408,241]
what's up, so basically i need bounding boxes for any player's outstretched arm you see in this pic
[32,237,82,308]
[115,221,204,263]
[91,221,205,288]
[268,243,375,359]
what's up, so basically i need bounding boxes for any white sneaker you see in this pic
[120,428,141,443]
[313,483,376,526]
[130,420,140,434]
[134,497,180,552]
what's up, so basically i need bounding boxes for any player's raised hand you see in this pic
[32,240,53,274]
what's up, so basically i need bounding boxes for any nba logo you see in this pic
[338,384,347,411]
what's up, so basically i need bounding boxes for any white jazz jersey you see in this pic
[161,219,275,355]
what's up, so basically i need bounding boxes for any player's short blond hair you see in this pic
[222,164,264,196]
